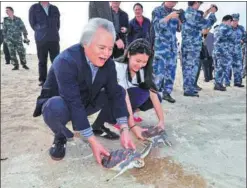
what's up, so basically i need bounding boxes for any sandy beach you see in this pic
[1,54,246,188]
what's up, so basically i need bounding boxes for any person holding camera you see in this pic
[151,1,182,103]
[3,7,29,70]
[181,2,217,97]
[213,15,235,91]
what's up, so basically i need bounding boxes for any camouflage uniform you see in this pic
[213,23,235,86]
[231,14,246,84]
[181,7,216,93]
[243,41,247,77]
[152,6,180,95]
[3,16,28,67]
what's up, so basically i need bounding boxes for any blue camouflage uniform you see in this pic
[181,7,216,93]
[213,23,235,86]
[152,5,180,96]
[231,14,246,85]
[242,37,247,77]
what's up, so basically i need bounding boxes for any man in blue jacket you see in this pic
[29,1,60,86]
[33,18,135,164]
[110,2,129,58]
[128,3,151,45]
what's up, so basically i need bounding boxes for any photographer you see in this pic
[3,7,29,70]
[151,1,182,103]
[181,2,217,97]
[213,15,235,91]
[110,2,129,59]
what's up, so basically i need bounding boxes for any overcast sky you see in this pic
[1,1,246,54]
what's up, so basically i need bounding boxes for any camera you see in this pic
[23,38,30,45]
[176,9,186,23]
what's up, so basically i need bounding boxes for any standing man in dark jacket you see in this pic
[128,3,151,45]
[110,2,129,59]
[29,2,60,86]
[88,2,113,22]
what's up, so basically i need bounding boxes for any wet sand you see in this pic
[1,54,246,188]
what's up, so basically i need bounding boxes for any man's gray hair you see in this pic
[80,18,116,46]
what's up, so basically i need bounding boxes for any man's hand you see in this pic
[120,126,136,149]
[164,11,179,22]
[115,39,125,49]
[130,126,148,141]
[120,27,127,34]
[88,136,110,165]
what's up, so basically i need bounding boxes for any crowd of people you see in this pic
[0,1,246,165]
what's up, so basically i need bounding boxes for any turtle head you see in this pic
[133,159,145,168]
[140,142,153,158]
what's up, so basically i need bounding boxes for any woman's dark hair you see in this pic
[115,38,157,92]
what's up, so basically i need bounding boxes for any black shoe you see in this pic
[234,83,245,88]
[92,124,119,140]
[22,65,29,70]
[5,62,10,64]
[214,84,226,91]
[12,66,19,70]
[184,92,199,97]
[163,93,176,103]
[204,79,210,82]
[195,85,202,91]
[49,136,67,161]
[38,81,44,86]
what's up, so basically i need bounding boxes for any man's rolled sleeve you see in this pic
[116,116,128,125]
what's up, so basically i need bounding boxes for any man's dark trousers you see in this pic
[42,90,118,139]
[37,41,60,83]
[3,42,10,64]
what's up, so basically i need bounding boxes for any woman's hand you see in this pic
[156,121,165,130]
[130,126,148,140]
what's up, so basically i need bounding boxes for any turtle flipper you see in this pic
[106,167,129,182]
[162,133,172,147]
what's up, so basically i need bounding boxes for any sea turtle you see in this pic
[101,142,153,181]
[141,126,172,147]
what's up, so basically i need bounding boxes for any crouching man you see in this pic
[33,18,135,164]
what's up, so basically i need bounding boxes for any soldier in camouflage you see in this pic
[242,34,247,78]
[3,7,29,70]
[181,2,217,97]
[213,15,235,91]
[230,13,246,87]
[152,1,180,103]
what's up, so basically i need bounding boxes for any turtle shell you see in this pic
[101,149,141,169]
[141,126,165,138]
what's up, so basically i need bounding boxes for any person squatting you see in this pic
[2,1,245,164]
